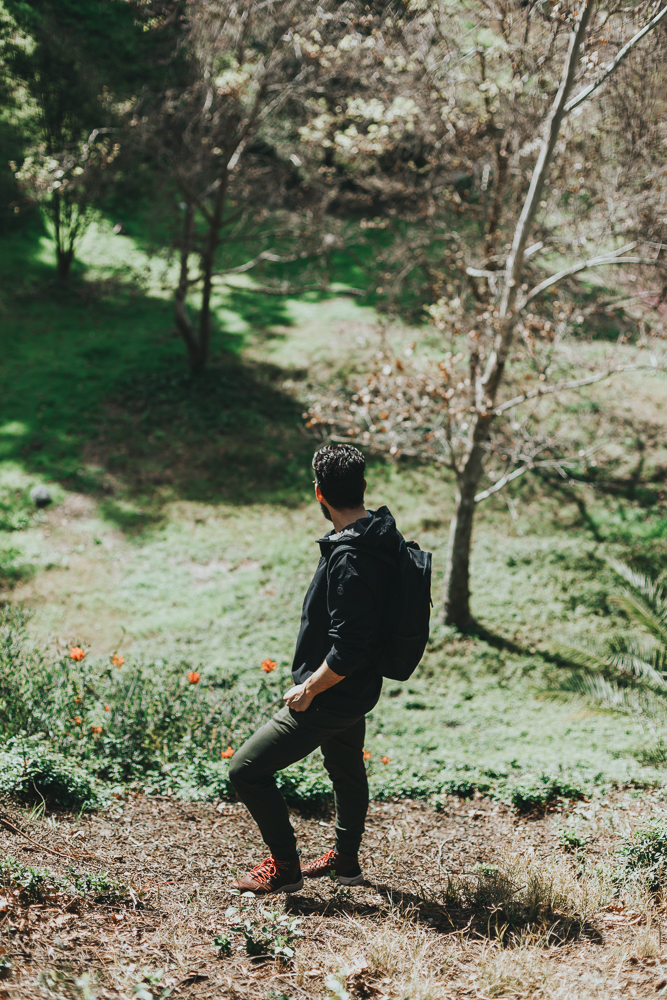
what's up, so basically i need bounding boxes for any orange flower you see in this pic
[221,746,234,759]
[111,654,124,667]
[187,671,201,684]
[261,659,277,673]
[74,696,82,704]
[74,717,82,725]
[104,705,111,712]
[363,750,372,761]
[381,755,391,765]
[69,646,86,661]
[91,725,103,734]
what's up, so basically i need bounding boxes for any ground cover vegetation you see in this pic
[1,0,667,995]
[3,792,667,997]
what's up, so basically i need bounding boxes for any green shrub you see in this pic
[508,773,587,814]
[0,856,128,905]
[0,736,103,810]
[0,544,32,586]
[0,605,279,801]
[224,905,303,962]
[370,765,447,801]
[0,484,35,533]
[618,816,667,890]
[558,822,588,852]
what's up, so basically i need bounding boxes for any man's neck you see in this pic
[330,506,368,534]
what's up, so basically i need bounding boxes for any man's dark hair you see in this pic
[313,444,366,510]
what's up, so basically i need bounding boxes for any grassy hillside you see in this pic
[1,217,667,806]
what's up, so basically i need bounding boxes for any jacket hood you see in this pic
[317,506,401,556]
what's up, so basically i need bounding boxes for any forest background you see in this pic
[1,2,667,997]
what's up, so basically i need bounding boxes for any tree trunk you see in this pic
[195,180,227,375]
[174,203,202,373]
[56,247,74,286]
[51,191,73,287]
[442,440,487,628]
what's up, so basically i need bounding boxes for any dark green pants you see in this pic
[229,703,368,859]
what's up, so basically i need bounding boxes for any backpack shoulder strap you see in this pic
[327,542,398,572]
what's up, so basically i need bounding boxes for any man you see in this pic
[229,443,404,895]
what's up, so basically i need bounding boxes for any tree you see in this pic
[302,0,667,627]
[13,130,120,284]
[133,0,344,374]
[2,0,161,283]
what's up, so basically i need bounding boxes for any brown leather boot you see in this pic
[230,854,304,896]
[301,849,363,885]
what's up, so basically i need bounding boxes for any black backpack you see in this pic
[334,538,432,682]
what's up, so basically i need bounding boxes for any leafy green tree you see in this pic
[1,0,162,282]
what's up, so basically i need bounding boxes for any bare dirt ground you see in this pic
[1,790,667,1000]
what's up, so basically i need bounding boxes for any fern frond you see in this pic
[552,638,667,688]
[607,559,667,607]
[607,559,667,642]
[611,590,667,646]
[549,562,667,729]
[551,642,607,672]
[562,673,667,723]
[605,640,667,689]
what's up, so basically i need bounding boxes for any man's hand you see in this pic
[283,661,344,712]
[283,683,314,712]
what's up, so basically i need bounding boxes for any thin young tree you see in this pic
[134,0,344,374]
[302,0,667,627]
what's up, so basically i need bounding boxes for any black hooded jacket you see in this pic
[291,506,403,715]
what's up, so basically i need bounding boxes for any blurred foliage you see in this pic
[552,561,667,732]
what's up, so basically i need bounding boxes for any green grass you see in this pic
[1,217,667,811]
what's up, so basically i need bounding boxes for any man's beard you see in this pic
[319,502,333,522]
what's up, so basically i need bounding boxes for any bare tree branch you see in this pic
[494,362,666,416]
[564,3,667,114]
[474,462,533,501]
[498,3,594,321]
[522,245,667,305]
[474,446,604,502]
[212,246,321,277]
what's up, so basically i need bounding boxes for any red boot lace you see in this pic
[311,849,337,872]
[250,855,286,884]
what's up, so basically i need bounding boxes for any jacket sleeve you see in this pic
[325,550,377,676]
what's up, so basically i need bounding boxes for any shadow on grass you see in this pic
[286,882,604,943]
[224,284,295,335]
[89,360,316,514]
[0,227,318,532]
[464,621,537,660]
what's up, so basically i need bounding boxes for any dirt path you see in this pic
[0,791,665,999]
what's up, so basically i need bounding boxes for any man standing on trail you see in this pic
[229,443,405,895]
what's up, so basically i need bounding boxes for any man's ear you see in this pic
[315,484,326,503]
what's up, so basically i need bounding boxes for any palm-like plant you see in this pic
[554,561,667,724]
